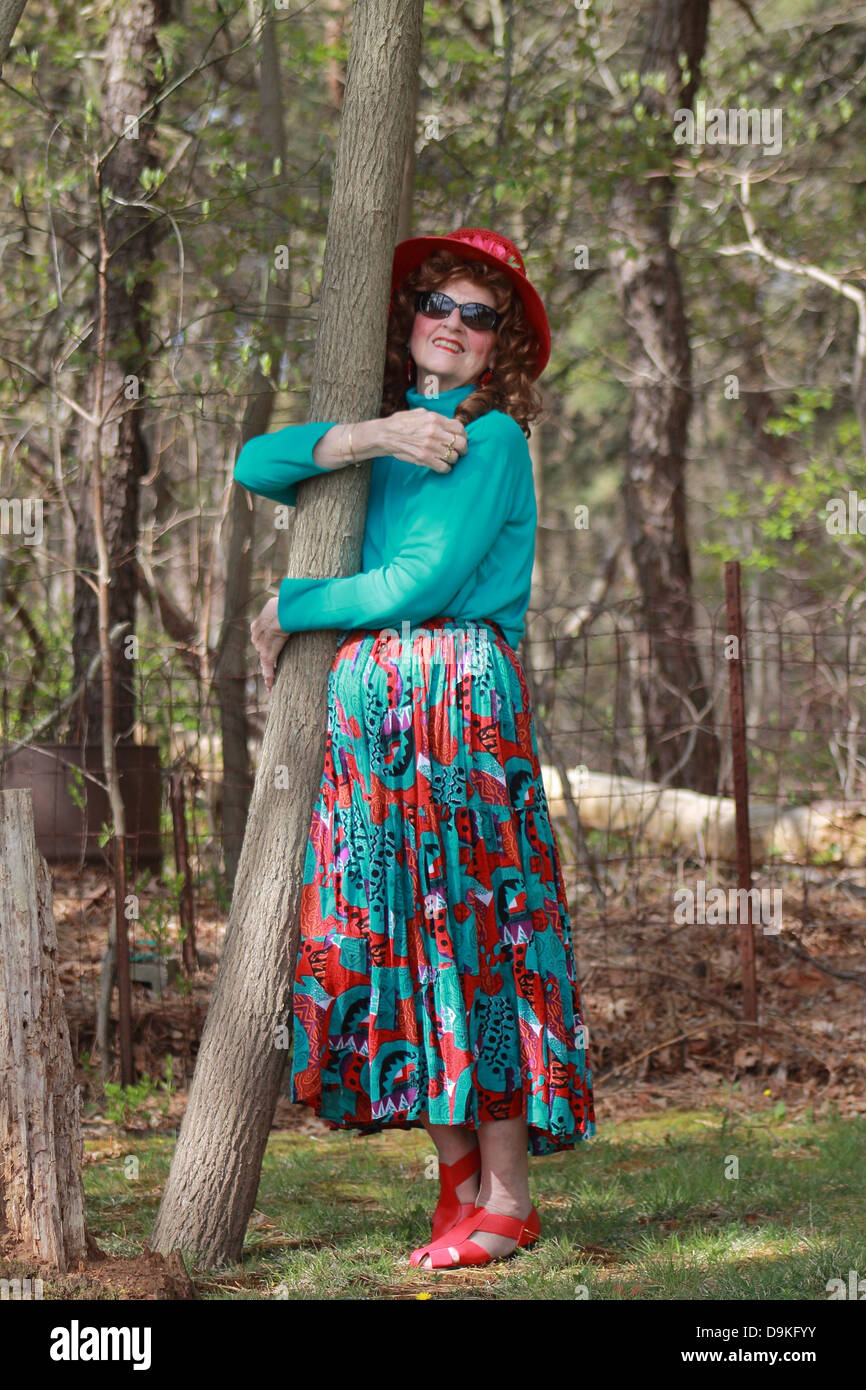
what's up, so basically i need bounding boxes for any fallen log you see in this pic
[540,766,866,867]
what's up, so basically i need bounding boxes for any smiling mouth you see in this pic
[432,338,463,354]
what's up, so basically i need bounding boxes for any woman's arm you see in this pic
[233,422,341,505]
[312,412,469,472]
[276,411,529,634]
[311,420,383,466]
[234,410,472,505]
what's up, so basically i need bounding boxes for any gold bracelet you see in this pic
[346,425,362,468]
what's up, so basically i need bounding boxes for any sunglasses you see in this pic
[415,290,502,332]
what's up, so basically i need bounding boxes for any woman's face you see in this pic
[407,273,499,394]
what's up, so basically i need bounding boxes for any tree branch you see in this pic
[719,173,866,451]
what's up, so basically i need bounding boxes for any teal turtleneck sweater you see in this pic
[232,383,536,649]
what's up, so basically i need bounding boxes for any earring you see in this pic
[479,366,494,386]
[405,355,415,384]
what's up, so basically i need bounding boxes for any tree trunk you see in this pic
[608,0,720,795]
[0,0,28,71]
[324,0,346,110]
[65,0,170,748]
[0,791,88,1272]
[214,11,292,893]
[80,0,168,1082]
[395,60,418,243]
[735,270,794,732]
[150,0,424,1267]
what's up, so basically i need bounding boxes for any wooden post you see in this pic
[170,769,197,976]
[724,561,758,1023]
[0,789,88,1271]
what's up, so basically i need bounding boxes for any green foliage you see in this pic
[102,1055,176,1129]
[66,765,86,812]
[763,387,834,437]
[698,387,865,582]
[129,867,188,958]
[78,1049,98,1084]
[203,862,232,916]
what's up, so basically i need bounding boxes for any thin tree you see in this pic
[0,0,27,72]
[76,0,170,1081]
[150,0,424,1267]
[608,0,721,795]
[65,0,170,750]
[214,9,292,891]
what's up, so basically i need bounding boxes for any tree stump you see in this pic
[0,789,88,1271]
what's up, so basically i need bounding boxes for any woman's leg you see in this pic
[420,1115,480,1205]
[417,1114,533,1266]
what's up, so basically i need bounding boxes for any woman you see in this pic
[233,226,596,1270]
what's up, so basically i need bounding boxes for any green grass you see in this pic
[79,1104,866,1300]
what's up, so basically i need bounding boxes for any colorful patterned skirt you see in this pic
[288,615,596,1156]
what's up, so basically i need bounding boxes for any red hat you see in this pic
[390,226,551,379]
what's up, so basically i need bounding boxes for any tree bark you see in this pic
[150,0,424,1267]
[0,791,88,1272]
[0,0,27,72]
[65,0,170,748]
[395,59,418,244]
[608,0,720,795]
[735,270,793,731]
[81,0,169,1082]
[324,0,346,110]
[214,10,291,893]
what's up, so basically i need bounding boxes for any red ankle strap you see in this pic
[438,1146,481,1189]
[474,1208,529,1239]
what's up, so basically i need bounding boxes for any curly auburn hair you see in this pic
[380,250,543,438]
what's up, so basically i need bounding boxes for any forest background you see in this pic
[0,0,865,1299]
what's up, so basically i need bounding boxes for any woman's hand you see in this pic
[379,409,469,473]
[251,596,289,694]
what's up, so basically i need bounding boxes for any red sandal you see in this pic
[411,1202,541,1269]
[430,1146,482,1243]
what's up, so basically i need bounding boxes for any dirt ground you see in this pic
[0,1234,195,1301]
[6,856,862,1299]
